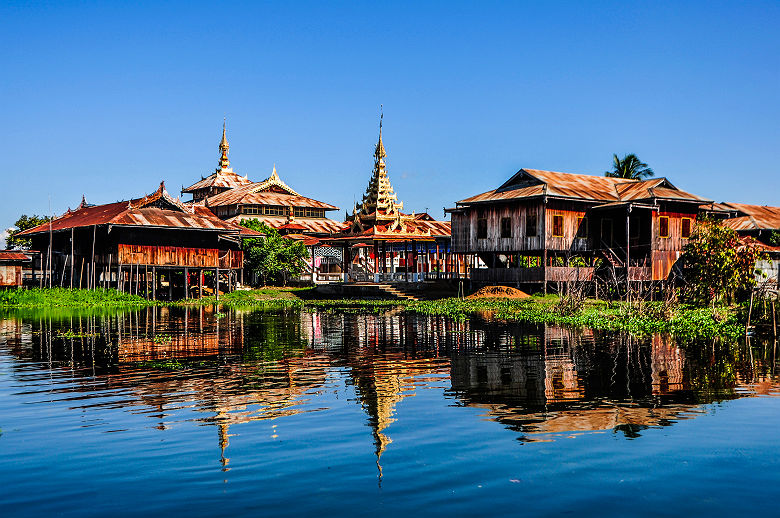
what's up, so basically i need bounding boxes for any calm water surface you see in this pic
[1,306,779,517]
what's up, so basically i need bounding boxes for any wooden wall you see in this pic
[118,244,242,269]
[451,202,545,253]
[652,211,696,252]
[545,202,588,252]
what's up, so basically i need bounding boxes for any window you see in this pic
[477,218,488,239]
[500,217,512,238]
[552,215,564,237]
[576,216,587,238]
[681,217,692,239]
[526,213,537,237]
[659,216,670,238]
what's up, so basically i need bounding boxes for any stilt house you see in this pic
[18,183,258,299]
[448,168,711,290]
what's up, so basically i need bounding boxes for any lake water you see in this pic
[1,306,779,517]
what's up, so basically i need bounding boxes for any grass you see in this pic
[0,288,152,308]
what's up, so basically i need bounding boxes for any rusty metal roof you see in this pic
[19,184,245,236]
[457,169,710,205]
[281,234,321,246]
[204,182,339,210]
[0,251,31,262]
[225,215,348,235]
[182,169,253,193]
[720,202,780,231]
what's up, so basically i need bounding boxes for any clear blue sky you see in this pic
[1,1,778,236]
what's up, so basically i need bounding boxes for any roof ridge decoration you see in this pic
[249,164,300,196]
[130,181,192,213]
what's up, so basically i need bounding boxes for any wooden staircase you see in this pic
[375,283,423,301]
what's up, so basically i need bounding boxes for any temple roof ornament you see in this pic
[349,110,423,234]
[250,164,300,196]
[217,118,231,172]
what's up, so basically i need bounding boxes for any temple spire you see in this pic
[217,118,230,172]
[375,105,386,160]
[355,108,402,222]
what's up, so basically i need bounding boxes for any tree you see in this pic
[239,220,309,286]
[5,214,52,250]
[682,218,766,306]
[604,153,654,180]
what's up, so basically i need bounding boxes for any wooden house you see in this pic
[324,116,462,282]
[0,251,31,288]
[18,183,259,299]
[448,168,711,290]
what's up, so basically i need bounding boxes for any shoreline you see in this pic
[0,287,747,340]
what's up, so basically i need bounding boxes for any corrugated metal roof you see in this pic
[0,251,31,262]
[457,169,710,205]
[225,215,348,235]
[182,169,253,192]
[19,185,245,236]
[721,202,780,231]
[204,183,339,210]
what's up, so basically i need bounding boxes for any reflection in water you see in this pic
[1,306,779,481]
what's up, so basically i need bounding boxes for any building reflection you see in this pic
[2,307,779,474]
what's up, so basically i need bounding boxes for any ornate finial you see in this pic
[375,106,386,160]
[217,118,230,171]
[271,163,279,179]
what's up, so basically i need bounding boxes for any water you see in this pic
[1,306,779,517]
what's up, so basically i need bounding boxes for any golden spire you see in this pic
[217,118,230,171]
[353,108,404,230]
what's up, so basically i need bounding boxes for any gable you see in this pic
[497,169,544,192]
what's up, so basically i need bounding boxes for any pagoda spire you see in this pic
[217,118,231,172]
[356,108,402,221]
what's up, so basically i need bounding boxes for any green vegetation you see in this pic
[5,214,52,250]
[216,291,743,340]
[0,288,151,308]
[604,153,654,180]
[682,218,767,305]
[239,220,309,286]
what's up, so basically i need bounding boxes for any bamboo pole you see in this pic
[70,227,74,289]
[746,290,755,336]
[91,224,96,290]
[772,300,777,338]
[107,254,112,291]
[79,257,85,289]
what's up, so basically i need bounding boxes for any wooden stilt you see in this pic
[184,267,189,300]
[152,266,156,300]
[198,269,203,299]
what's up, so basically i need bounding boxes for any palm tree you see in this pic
[604,153,654,180]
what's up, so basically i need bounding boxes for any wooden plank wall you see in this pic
[544,205,588,252]
[452,202,545,253]
[652,211,695,252]
[118,244,242,269]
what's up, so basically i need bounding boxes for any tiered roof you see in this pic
[206,166,345,235]
[338,115,450,241]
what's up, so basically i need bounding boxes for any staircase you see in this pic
[375,283,423,301]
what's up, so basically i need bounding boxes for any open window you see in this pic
[477,218,488,239]
[500,217,512,238]
[526,213,537,237]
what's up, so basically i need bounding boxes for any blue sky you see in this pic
[1,1,778,238]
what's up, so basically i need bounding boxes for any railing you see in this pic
[471,266,595,283]
[348,270,462,283]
